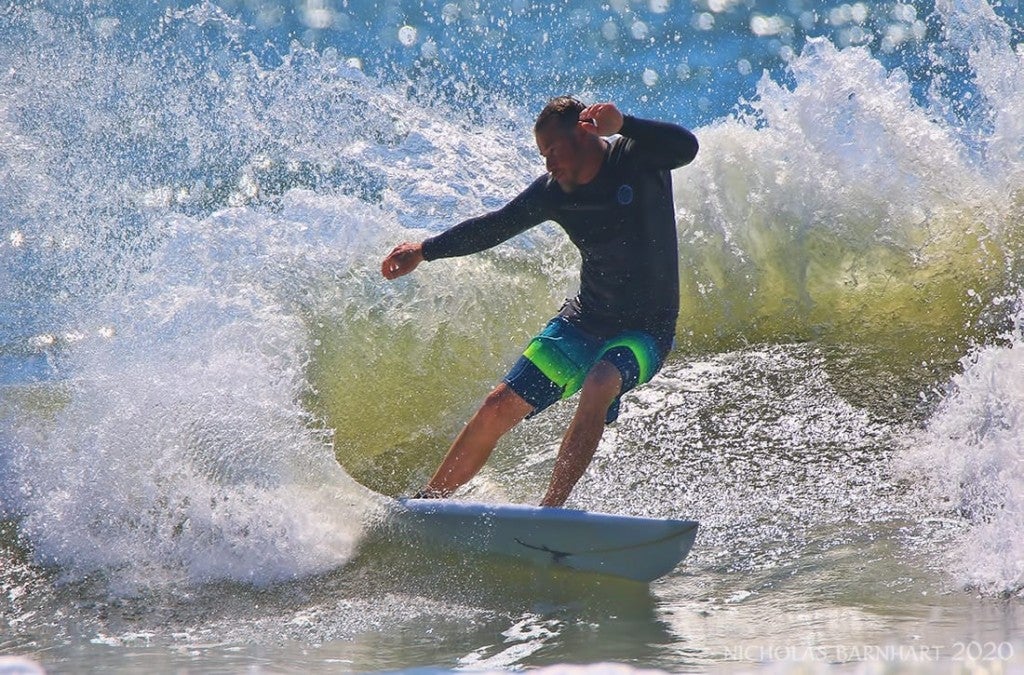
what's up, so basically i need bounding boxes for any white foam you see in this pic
[898,301,1024,595]
[935,0,1024,189]
[675,36,991,261]
[5,192,402,589]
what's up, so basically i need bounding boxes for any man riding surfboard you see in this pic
[382,98,698,506]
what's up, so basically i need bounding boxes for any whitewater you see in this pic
[1,0,1023,671]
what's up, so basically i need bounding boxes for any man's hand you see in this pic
[381,242,425,279]
[578,102,624,137]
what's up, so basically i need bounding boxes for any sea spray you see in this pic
[897,297,1024,596]
[889,0,1024,597]
[673,37,1011,359]
[3,193,389,589]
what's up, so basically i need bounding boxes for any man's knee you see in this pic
[478,383,532,424]
[580,361,622,404]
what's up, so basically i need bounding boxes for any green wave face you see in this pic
[305,251,571,495]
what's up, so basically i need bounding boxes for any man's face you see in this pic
[535,122,585,191]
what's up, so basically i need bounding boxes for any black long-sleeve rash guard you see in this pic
[421,115,699,344]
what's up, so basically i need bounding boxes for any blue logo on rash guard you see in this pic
[616,184,634,205]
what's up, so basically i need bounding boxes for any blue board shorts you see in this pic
[503,317,671,424]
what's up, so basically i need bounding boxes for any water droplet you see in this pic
[693,13,715,31]
[708,0,739,12]
[601,20,619,41]
[850,2,869,24]
[300,0,334,30]
[441,3,459,24]
[750,14,786,37]
[91,16,120,39]
[892,3,917,22]
[398,25,418,47]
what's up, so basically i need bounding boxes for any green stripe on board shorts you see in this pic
[503,317,671,424]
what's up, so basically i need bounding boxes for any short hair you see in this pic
[534,96,585,133]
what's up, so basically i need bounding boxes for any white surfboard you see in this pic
[390,498,698,582]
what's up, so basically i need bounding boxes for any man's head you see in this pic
[534,97,602,191]
[534,96,585,135]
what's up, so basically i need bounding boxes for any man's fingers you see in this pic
[579,103,622,136]
[578,117,599,134]
[382,250,403,279]
[383,251,413,279]
[387,255,406,278]
[382,242,423,280]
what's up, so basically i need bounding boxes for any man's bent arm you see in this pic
[619,115,699,171]
[422,177,549,261]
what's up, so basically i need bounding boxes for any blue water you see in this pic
[2,0,1024,672]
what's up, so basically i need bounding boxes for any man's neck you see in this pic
[574,136,608,187]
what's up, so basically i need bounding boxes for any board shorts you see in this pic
[503,317,671,425]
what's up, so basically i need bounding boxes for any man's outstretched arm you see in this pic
[380,177,549,280]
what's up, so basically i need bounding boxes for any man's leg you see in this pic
[540,360,622,507]
[421,383,533,497]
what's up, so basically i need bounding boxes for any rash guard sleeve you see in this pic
[421,176,552,261]
[618,115,699,171]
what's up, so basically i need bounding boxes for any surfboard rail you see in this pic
[390,498,699,582]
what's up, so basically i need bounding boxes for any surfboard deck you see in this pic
[389,498,698,582]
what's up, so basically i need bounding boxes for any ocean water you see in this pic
[2,0,1024,672]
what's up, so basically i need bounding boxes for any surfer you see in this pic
[381,98,698,506]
